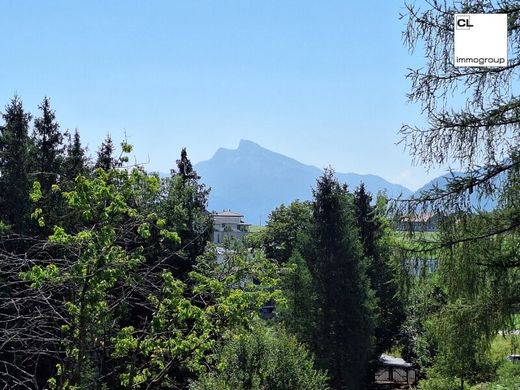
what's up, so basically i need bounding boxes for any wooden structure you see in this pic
[373,354,417,388]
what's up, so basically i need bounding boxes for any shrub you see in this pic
[190,322,329,390]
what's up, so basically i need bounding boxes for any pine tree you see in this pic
[95,134,118,170]
[354,184,404,359]
[63,129,89,181]
[32,97,63,193]
[0,96,34,232]
[307,169,375,389]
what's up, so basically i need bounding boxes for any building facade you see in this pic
[212,210,250,244]
[396,212,440,232]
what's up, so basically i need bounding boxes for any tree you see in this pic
[0,96,34,232]
[354,184,405,359]
[31,97,66,233]
[307,169,375,389]
[95,134,118,170]
[400,1,520,385]
[261,200,313,264]
[176,147,197,180]
[1,154,283,389]
[399,0,519,222]
[63,129,89,182]
[32,97,63,193]
[160,148,212,277]
[190,322,330,390]
[281,249,318,347]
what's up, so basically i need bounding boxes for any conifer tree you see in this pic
[95,134,118,170]
[176,147,198,180]
[161,148,211,276]
[63,129,89,181]
[354,184,404,359]
[32,97,63,193]
[307,169,375,389]
[0,96,34,231]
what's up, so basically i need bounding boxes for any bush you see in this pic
[190,323,330,390]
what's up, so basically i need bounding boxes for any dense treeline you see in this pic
[0,95,405,389]
[253,171,405,389]
[2,88,518,390]
[0,96,331,389]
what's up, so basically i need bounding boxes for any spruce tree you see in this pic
[95,134,118,170]
[353,184,404,359]
[63,129,89,181]
[307,169,375,389]
[32,97,63,193]
[0,96,34,232]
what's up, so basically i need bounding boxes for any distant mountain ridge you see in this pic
[412,171,497,211]
[194,140,414,223]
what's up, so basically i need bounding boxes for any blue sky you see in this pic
[0,0,444,190]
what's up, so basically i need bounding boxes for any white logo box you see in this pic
[454,14,507,67]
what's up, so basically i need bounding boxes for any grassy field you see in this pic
[249,225,266,233]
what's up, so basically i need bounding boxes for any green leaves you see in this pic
[20,264,61,288]
[190,322,330,390]
[18,162,290,388]
[29,181,42,202]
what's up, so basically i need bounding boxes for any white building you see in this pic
[212,210,250,244]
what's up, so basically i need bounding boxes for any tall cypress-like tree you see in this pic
[354,184,404,359]
[32,97,63,193]
[0,96,34,232]
[307,169,375,389]
[176,147,197,180]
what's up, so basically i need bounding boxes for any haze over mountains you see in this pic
[194,140,420,224]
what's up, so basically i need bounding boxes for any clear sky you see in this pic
[0,0,444,191]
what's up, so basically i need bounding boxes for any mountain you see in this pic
[413,172,498,211]
[194,140,413,224]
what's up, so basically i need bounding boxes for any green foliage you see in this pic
[279,249,318,346]
[260,200,312,263]
[158,150,212,276]
[0,95,34,232]
[419,370,469,390]
[192,241,285,329]
[487,361,520,389]
[32,97,64,193]
[306,169,376,389]
[353,186,405,358]
[63,129,89,182]
[95,134,119,171]
[399,2,520,386]
[190,322,330,390]
[17,160,284,388]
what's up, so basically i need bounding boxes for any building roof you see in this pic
[213,210,244,217]
[399,212,437,223]
[378,354,413,368]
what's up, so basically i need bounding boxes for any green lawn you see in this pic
[249,225,266,233]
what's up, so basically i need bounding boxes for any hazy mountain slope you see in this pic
[413,172,497,211]
[195,140,413,223]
